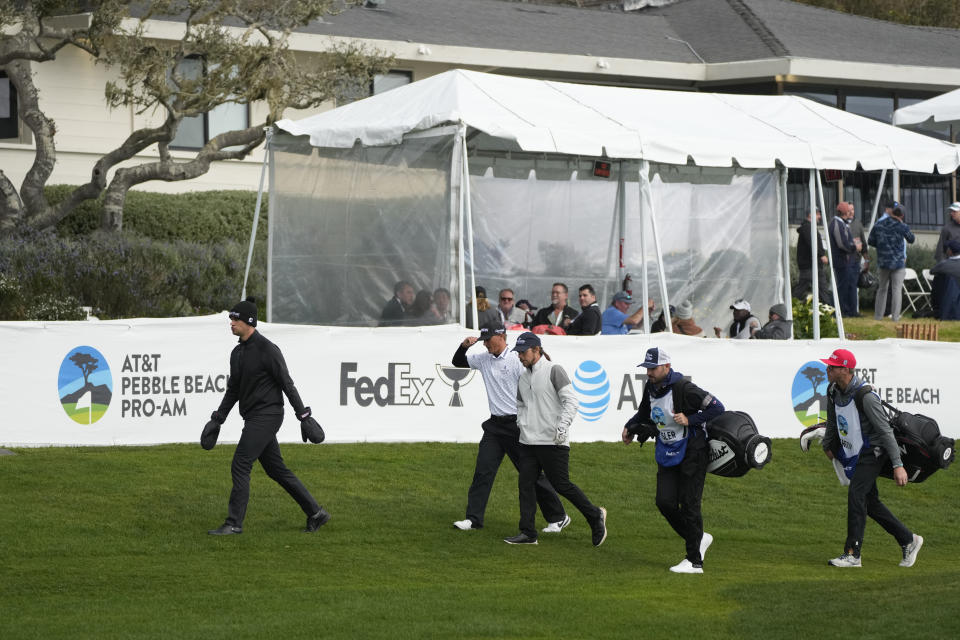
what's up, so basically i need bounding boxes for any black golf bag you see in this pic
[706,411,772,477]
[878,403,955,483]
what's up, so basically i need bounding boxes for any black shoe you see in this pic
[304,506,331,532]
[208,523,242,536]
[591,506,607,547]
[504,533,538,545]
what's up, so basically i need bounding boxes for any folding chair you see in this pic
[922,268,935,291]
[902,267,932,313]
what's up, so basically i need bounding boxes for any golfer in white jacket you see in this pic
[504,332,608,546]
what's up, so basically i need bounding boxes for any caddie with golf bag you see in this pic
[202,297,329,536]
[816,348,923,568]
[622,347,725,574]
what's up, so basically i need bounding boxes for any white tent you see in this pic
[894,88,960,129]
[267,70,960,337]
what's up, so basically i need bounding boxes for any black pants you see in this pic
[465,416,565,527]
[845,452,912,555]
[656,436,708,564]
[517,444,601,538]
[226,414,320,527]
[797,267,831,304]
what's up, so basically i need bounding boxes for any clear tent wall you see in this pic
[268,128,785,333]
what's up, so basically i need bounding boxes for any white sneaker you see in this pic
[900,534,923,567]
[699,532,713,562]
[669,559,703,574]
[828,553,862,568]
[453,519,476,530]
[542,514,571,533]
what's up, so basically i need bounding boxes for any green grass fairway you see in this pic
[1,441,957,639]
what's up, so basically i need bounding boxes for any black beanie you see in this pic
[229,298,258,326]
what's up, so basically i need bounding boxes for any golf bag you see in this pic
[877,401,955,483]
[706,410,772,477]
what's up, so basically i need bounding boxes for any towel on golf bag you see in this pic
[706,411,772,477]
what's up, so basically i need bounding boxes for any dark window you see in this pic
[0,73,18,139]
[170,57,249,150]
[373,70,412,95]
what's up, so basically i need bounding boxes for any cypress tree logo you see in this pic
[58,346,113,424]
[791,361,828,427]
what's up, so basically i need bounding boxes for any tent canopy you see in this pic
[893,87,960,129]
[277,69,960,173]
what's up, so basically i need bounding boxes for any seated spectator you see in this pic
[409,290,442,324]
[753,303,791,340]
[714,298,760,339]
[673,300,703,336]
[565,284,602,335]
[496,288,527,326]
[379,280,415,327]
[650,305,676,333]
[432,287,452,323]
[531,282,578,329]
[466,286,499,329]
[515,299,537,328]
[601,291,653,335]
[931,239,960,320]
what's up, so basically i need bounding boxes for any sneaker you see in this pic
[208,523,242,536]
[504,533,538,545]
[700,532,713,562]
[542,514,571,533]
[828,553,862,568]
[669,559,704,574]
[591,507,608,547]
[453,519,479,530]
[304,506,331,533]
[900,534,923,567]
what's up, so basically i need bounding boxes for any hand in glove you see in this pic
[201,411,225,450]
[799,423,826,452]
[298,407,325,444]
[554,425,568,445]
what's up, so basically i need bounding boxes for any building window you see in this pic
[0,73,19,139]
[373,71,412,95]
[170,57,249,150]
[843,94,894,124]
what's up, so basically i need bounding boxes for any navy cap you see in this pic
[512,331,541,352]
[638,346,670,369]
[479,322,506,341]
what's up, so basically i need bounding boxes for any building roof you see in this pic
[305,0,960,70]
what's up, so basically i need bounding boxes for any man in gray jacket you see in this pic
[820,348,923,568]
[504,332,607,546]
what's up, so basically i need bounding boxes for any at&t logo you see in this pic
[572,360,610,422]
[58,346,113,424]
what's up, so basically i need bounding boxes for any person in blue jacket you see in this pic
[621,347,724,574]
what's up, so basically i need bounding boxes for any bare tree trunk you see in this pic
[0,170,24,230]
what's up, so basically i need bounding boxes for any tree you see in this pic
[0,1,392,231]
[69,351,99,386]
[794,0,960,29]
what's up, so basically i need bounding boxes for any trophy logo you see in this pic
[435,365,476,407]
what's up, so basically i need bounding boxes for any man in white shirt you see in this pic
[450,323,568,533]
[504,332,607,546]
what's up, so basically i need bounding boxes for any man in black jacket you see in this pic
[622,347,725,573]
[206,299,329,536]
[796,208,831,304]
[564,284,602,335]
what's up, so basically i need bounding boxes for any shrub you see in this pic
[792,295,839,339]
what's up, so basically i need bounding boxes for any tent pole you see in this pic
[644,163,670,332]
[778,168,794,336]
[454,125,469,327]
[808,171,820,339]
[637,161,657,333]
[241,127,271,304]
[866,168,887,237]
[460,126,478,329]
[893,168,900,204]
[612,161,626,306]
[266,127,276,323]
[816,170,845,340]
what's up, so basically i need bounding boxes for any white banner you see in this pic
[2,315,954,446]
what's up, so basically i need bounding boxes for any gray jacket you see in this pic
[821,375,902,467]
[516,357,578,446]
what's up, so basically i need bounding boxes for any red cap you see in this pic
[820,348,856,369]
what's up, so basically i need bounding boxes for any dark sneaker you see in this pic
[304,507,331,532]
[208,523,242,536]
[591,507,607,547]
[503,533,538,545]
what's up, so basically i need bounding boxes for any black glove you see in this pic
[628,421,658,447]
[201,411,225,450]
[299,407,325,444]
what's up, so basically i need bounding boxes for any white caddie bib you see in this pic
[835,396,865,459]
[650,392,686,442]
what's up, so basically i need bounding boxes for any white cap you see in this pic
[948,202,960,212]
[730,298,751,312]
